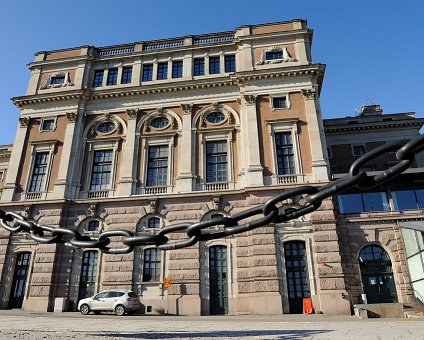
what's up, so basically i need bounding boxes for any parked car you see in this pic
[78,290,141,316]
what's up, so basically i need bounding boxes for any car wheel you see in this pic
[94,311,101,315]
[115,305,126,316]
[80,304,90,315]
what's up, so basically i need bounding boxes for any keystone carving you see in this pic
[302,88,317,100]
[126,108,139,120]
[66,112,79,122]
[181,104,193,115]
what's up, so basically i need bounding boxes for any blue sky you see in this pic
[0,0,423,145]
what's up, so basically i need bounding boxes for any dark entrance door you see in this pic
[78,251,98,300]
[284,241,310,314]
[209,245,228,315]
[359,245,398,303]
[9,252,31,308]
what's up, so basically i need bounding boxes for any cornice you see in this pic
[12,64,325,108]
[325,121,424,133]
[28,55,95,69]
[235,28,312,43]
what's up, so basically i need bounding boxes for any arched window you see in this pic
[359,245,390,262]
[147,217,161,229]
[87,220,100,231]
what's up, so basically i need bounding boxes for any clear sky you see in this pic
[0,0,423,145]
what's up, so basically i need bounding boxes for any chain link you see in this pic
[1,134,424,254]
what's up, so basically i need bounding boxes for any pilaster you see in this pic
[302,88,329,182]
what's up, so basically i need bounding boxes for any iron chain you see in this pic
[1,135,424,254]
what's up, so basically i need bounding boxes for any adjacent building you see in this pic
[0,20,422,316]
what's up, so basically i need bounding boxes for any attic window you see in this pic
[50,76,65,85]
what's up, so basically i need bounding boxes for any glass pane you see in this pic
[408,254,424,282]
[416,189,424,209]
[402,228,419,257]
[337,193,363,213]
[362,192,389,212]
[392,190,417,210]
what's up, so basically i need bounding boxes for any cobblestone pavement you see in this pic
[0,311,423,340]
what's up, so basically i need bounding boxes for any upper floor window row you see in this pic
[93,66,133,87]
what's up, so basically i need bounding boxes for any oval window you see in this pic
[206,112,225,124]
[97,122,116,133]
[151,117,169,129]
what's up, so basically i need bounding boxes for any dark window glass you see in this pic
[151,117,169,129]
[392,189,424,210]
[206,141,227,183]
[353,145,366,156]
[359,245,389,262]
[172,61,183,78]
[146,145,168,187]
[143,248,161,282]
[29,152,49,192]
[50,76,65,85]
[93,70,104,87]
[275,132,295,175]
[106,68,118,85]
[88,220,99,231]
[121,66,132,84]
[157,63,168,80]
[97,122,115,133]
[194,58,205,76]
[224,55,235,73]
[142,64,153,81]
[273,97,287,109]
[265,51,283,60]
[338,192,389,213]
[206,112,225,124]
[42,119,54,131]
[148,217,160,228]
[78,251,98,300]
[209,56,220,74]
[90,150,113,190]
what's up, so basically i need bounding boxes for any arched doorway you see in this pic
[284,241,310,314]
[9,252,31,308]
[209,245,228,314]
[359,245,398,303]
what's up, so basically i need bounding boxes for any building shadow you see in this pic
[93,328,331,339]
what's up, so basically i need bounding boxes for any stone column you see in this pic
[117,109,138,196]
[176,104,195,192]
[1,118,30,201]
[302,89,329,182]
[240,95,263,187]
[53,112,82,199]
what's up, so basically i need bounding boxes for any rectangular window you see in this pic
[29,152,49,192]
[146,145,168,187]
[106,68,118,85]
[172,61,183,78]
[0,170,4,181]
[121,66,132,84]
[224,55,235,73]
[266,51,283,60]
[352,145,366,156]
[157,63,168,80]
[143,248,161,282]
[194,58,205,76]
[87,220,99,231]
[392,189,424,210]
[206,141,227,183]
[209,56,220,74]
[50,76,65,85]
[41,119,55,131]
[275,132,295,175]
[272,97,288,109]
[90,150,113,190]
[142,64,153,81]
[337,192,389,213]
[93,70,104,87]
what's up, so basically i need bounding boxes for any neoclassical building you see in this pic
[0,20,422,316]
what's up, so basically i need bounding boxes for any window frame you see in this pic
[0,169,4,181]
[193,58,205,76]
[172,60,183,79]
[92,70,104,87]
[106,68,118,86]
[157,62,168,80]
[121,66,133,84]
[142,248,162,282]
[352,144,366,157]
[40,118,57,132]
[224,55,236,73]
[209,56,220,75]
[142,64,153,81]
[270,93,291,110]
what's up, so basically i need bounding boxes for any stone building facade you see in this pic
[0,20,422,316]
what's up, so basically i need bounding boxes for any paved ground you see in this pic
[0,310,423,340]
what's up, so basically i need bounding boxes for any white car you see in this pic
[78,290,141,316]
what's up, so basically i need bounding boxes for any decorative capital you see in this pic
[126,108,139,120]
[180,104,193,115]
[302,88,317,100]
[66,112,79,122]
[19,117,30,127]
[243,95,257,106]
